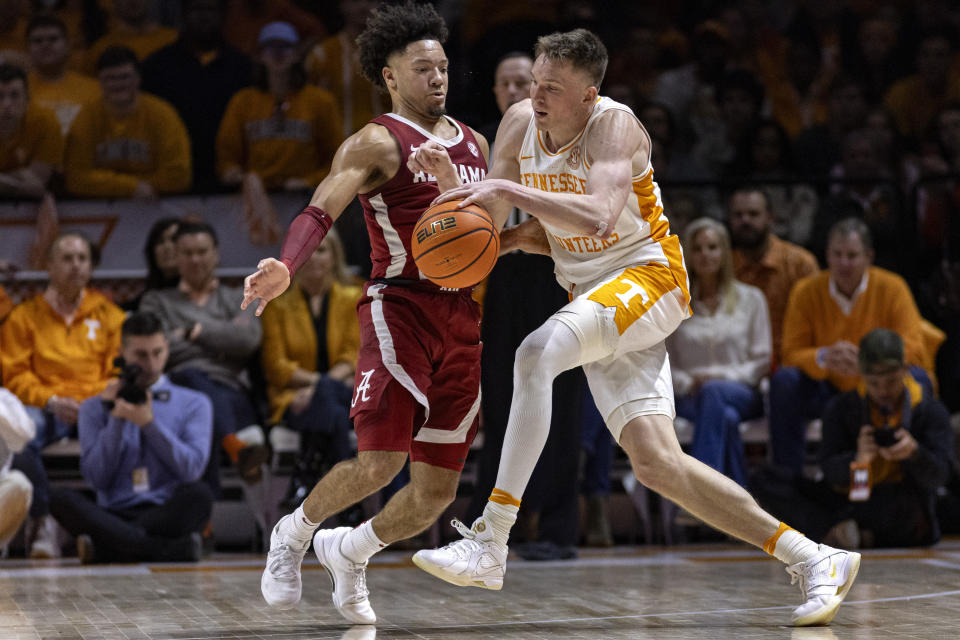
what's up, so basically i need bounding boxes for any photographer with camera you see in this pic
[48,312,214,563]
[754,329,955,549]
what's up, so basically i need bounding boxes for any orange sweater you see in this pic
[65,93,192,197]
[0,105,64,171]
[216,86,343,190]
[29,71,101,135]
[0,290,125,407]
[781,267,926,391]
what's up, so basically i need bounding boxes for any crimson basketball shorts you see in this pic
[350,281,482,471]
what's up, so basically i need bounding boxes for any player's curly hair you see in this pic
[357,1,448,89]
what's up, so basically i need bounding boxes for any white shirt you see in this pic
[666,281,772,396]
[828,271,869,316]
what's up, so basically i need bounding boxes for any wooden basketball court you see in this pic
[2,540,958,639]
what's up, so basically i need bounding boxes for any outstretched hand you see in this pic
[242,258,290,316]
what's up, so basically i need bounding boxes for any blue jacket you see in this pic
[78,375,212,509]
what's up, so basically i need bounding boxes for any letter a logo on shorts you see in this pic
[352,369,375,408]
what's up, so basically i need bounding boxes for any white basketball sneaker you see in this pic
[314,527,376,625]
[787,544,861,626]
[412,518,507,590]
[261,514,311,609]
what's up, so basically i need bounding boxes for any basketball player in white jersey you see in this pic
[412,29,861,627]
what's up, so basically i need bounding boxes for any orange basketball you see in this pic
[411,200,499,288]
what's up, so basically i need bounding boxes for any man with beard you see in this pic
[728,187,818,366]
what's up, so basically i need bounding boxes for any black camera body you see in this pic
[873,426,899,448]
[103,356,148,410]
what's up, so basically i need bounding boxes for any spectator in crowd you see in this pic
[755,329,954,549]
[123,217,181,312]
[724,119,819,247]
[140,0,252,193]
[764,33,830,139]
[604,23,662,105]
[885,29,960,143]
[667,218,771,487]
[32,0,109,63]
[0,62,63,198]
[217,22,342,192]
[769,218,932,476]
[843,12,908,105]
[653,20,731,134]
[814,129,903,273]
[794,75,868,178]
[222,0,326,56]
[84,0,177,74]
[917,102,960,276]
[139,221,267,491]
[49,311,214,563]
[65,46,191,199]
[306,0,382,138]
[691,69,764,179]
[260,231,360,508]
[1,233,125,558]
[477,51,532,143]
[728,187,819,366]
[640,102,717,218]
[25,15,99,136]
[0,0,25,60]
[0,388,34,553]
[864,105,917,190]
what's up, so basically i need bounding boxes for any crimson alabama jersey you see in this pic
[358,113,487,284]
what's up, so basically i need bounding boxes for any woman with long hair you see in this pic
[124,217,180,311]
[667,218,772,486]
[259,229,361,511]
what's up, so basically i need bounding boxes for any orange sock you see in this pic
[222,433,244,463]
[489,488,521,508]
[763,522,792,555]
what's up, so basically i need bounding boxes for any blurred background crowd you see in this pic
[1,0,960,563]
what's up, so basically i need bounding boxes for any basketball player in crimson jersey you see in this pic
[413,29,861,627]
[241,2,488,625]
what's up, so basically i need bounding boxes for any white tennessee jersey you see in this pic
[517,96,688,292]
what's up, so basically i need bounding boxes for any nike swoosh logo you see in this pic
[410,145,419,152]
[829,561,837,578]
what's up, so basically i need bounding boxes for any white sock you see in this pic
[769,526,820,565]
[281,505,318,542]
[340,520,387,564]
[482,501,518,547]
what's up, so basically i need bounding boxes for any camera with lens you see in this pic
[103,356,148,410]
[873,426,899,448]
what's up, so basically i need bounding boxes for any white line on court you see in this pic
[390,588,960,630]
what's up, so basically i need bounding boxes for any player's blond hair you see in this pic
[534,28,608,88]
